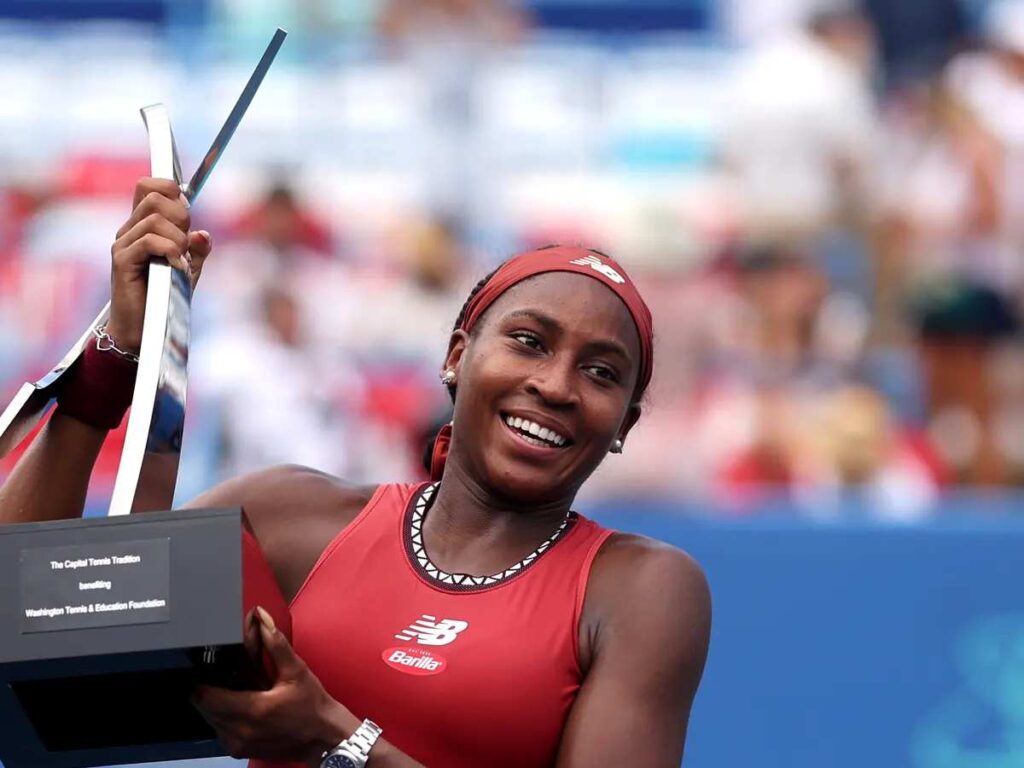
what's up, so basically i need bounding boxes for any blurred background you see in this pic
[1,0,1024,766]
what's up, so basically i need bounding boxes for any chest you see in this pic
[291,561,581,767]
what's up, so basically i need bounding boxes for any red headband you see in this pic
[460,246,654,397]
[429,246,654,481]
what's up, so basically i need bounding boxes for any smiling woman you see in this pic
[430,249,650,504]
[0,182,711,768]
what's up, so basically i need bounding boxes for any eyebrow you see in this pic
[502,309,632,361]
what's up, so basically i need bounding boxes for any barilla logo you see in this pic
[569,254,625,284]
[383,646,447,676]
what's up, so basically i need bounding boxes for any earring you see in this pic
[610,438,624,454]
[440,369,456,386]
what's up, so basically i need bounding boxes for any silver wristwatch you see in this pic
[320,719,383,768]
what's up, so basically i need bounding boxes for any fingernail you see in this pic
[179,192,191,209]
[198,230,212,244]
[256,606,276,632]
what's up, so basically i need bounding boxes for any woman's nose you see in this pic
[526,357,579,406]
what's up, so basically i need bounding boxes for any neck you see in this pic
[424,459,574,577]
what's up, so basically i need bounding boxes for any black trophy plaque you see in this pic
[0,507,292,768]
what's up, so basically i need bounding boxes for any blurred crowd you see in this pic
[4,0,1024,518]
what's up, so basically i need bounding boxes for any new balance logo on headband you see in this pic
[569,254,626,284]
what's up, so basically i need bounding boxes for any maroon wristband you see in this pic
[55,339,138,430]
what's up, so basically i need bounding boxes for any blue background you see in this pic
[589,503,1024,768]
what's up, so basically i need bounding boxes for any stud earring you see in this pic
[440,369,456,386]
[610,438,624,454]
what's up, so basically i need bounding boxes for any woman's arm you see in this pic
[0,413,107,524]
[556,536,712,767]
[0,178,208,526]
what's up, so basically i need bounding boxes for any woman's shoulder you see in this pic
[590,531,709,613]
[185,465,381,601]
[186,464,378,523]
[578,531,710,675]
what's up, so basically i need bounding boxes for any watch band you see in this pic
[321,719,383,768]
[348,719,383,761]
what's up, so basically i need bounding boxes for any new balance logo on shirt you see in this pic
[394,614,469,646]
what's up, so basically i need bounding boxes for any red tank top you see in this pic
[251,481,612,768]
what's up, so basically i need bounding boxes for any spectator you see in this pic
[802,385,943,520]
[203,180,338,331]
[723,0,879,240]
[942,0,1024,292]
[229,182,334,258]
[191,284,355,479]
[706,243,838,507]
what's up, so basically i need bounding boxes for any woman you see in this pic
[0,179,711,767]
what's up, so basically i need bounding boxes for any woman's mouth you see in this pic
[502,414,570,449]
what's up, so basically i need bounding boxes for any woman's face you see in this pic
[445,272,642,504]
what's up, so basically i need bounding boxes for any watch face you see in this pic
[323,755,359,768]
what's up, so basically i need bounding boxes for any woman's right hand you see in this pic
[106,177,213,352]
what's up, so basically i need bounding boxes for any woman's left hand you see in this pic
[193,607,357,766]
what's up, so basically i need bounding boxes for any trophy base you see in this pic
[7,650,222,765]
[0,507,291,768]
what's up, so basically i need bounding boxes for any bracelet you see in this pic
[93,324,140,363]
[54,327,139,430]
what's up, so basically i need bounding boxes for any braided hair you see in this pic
[445,265,500,402]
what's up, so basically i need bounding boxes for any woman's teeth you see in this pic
[504,415,567,447]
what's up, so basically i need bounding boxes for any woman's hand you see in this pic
[193,607,359,767]
[106,177,213,352]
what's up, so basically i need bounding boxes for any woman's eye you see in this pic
[511,332,542,350]
[586,365,619,383]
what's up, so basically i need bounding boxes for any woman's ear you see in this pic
[617,403,642,444]
[443,329,470,380]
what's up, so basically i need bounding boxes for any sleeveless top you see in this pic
[251,481,613,768]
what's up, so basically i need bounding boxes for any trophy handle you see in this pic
[107,105,193,517]
[0,104,185,464]
[0,28,286,497]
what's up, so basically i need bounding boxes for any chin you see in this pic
[483,460,587,506]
